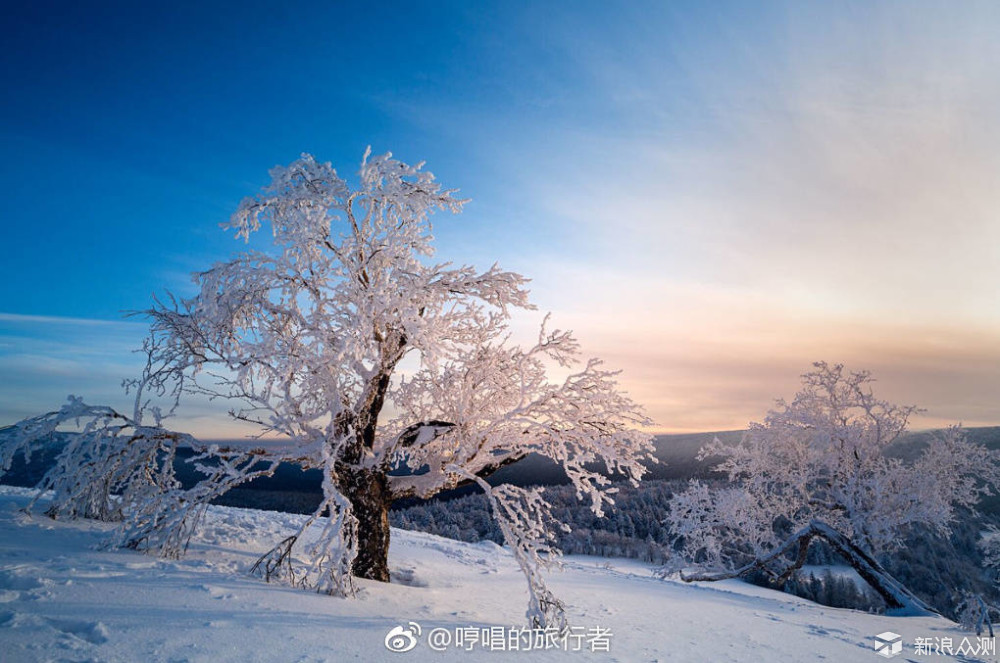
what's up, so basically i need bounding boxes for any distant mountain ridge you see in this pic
[4,427,1000,513]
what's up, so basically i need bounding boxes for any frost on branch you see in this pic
[114,447,279,559]
[454,469,569,630]
[250,458,359,597]
[0,396,191,524]
[957,593,998,637]
[388,316,654,515]
[0,395,277,561]
[664,362,1000,614]
[0,148,655,619]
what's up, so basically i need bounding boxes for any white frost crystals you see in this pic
[664,362,1000,614]
[0,148,655,630]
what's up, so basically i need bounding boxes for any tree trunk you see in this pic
[679,520,938,616]
[338,466,392,582]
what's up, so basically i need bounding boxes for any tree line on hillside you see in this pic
[391,477,1000,620]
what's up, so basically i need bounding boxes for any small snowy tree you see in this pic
[978,527,1000,586]
[0,150,653,629]
[957,593,998,637]
[665,362,1000,614]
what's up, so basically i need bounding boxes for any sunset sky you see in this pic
[2,1,999,437]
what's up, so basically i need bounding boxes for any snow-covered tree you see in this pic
[666,362,1000,614]
[978,527,1000,586]
[957,593,998,637]
[0,150,653,629]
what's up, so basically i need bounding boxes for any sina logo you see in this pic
[873,631,903,658]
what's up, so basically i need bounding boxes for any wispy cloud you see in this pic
[451,2,1000,431]
[0,314,145,424]
[0,312,147,327]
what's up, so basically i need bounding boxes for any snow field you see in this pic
[0,486,978,662]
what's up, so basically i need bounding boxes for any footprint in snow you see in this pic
[391,566,427,587]
[0,611,108,645]
[0,569,44,591]
[45,617,110,645]
[200,584,238,600]
[0,569,50,601]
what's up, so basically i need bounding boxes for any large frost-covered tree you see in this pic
[666,362,1000,614]
[0,150,653,628]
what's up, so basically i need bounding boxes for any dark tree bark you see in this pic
[679,520,938,616]
[338,466,392,582]
[337,337,406,583]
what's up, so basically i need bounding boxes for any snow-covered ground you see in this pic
[0,485,985,662]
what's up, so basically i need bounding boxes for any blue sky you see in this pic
[3,1,1000,436]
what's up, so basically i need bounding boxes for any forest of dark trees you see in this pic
[390,476,1000,619]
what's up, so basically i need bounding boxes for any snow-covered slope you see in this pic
[0,486,983,662]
